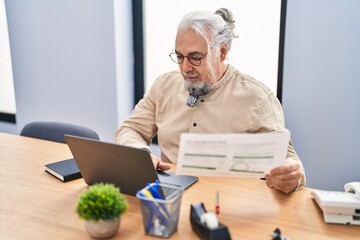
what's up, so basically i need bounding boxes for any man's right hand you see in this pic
[150,153,172,171]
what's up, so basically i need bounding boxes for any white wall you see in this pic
[282,0,360,191]
[0,0,133,142]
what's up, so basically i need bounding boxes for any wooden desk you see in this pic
[0,132,358,239]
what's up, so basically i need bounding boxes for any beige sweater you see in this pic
[116,65,305,185]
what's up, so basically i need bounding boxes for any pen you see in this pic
[147,182,172,219]
[148,180,165,200]
[140,190,169,227]
[137,191,155,232]
[215,191,220,214]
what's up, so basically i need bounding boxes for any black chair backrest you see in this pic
[20,121,100,143]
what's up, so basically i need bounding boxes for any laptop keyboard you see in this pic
[161,185,178,198]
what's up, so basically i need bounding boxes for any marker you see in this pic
[215,191,220,214]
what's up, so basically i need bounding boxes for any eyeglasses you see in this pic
[169,48,211,66]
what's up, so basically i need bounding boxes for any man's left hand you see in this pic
[265,159,303,193]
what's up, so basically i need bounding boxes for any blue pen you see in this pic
[147,181,173,221]
[140,190,169,227]
[137,191,155,232]
[153,180,166,199]
[148,180,163,199]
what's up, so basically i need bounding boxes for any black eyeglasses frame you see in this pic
[168,47,212,66]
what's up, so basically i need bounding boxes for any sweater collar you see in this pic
[209,64,234,92]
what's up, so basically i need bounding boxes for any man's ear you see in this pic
[220,45,228,62]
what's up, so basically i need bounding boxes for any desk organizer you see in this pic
[190,202,231,240]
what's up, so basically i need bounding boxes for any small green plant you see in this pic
[77,183,129,221]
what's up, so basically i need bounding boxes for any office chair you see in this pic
[20,121,100,143]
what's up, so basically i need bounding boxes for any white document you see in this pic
[176,131,290,178]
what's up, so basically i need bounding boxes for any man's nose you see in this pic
[181,57,194,72]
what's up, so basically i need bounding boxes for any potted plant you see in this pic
[77,183,129,239]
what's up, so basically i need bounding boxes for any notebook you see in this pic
[45,158,81,182]
[64,135,198,198]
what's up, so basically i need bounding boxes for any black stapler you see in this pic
[190,202,231,240]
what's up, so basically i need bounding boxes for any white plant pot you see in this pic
[85,218,120,239]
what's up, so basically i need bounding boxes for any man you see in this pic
[116,8,305,193]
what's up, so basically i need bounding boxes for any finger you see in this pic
[274,179,299,193]
[150,152,172,171]
[157,162,172,171]
[271,169,301,181]
[264,175,273,188]
[267,173,300,193]
[267,178,296,193]
[270,162,300,176]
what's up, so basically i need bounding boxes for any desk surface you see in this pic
[0,132,359,239]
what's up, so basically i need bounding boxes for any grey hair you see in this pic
[177,8,238,82]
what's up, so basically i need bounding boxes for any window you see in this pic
[0,0,16,123]
[132,0,287,104]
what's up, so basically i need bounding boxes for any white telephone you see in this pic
[310,182,360,225]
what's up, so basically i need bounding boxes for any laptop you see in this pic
[64,135,198,199]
